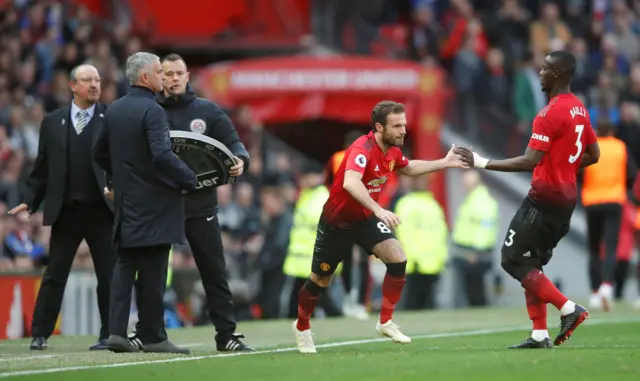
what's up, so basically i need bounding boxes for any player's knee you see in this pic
[304,278,327,296]
[385,260,407,278]
[501,255,528,282]
[309,272,332,288]
[374,239,406,263]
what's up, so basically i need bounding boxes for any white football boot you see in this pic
[376,320,411,344]
[292,320,317,353]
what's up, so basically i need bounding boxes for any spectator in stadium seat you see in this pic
[590,33,630,77]
[568,38,591,95]
[476,48,509,112]
[408,3,442,62]
[565,0,590,38]
[529,1,572,55]
[620,63,640,104]
[513,51,545,135]
[616,102,640,167]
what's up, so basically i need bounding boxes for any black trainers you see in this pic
[29,337,47,350]
[509,335,553,349]
[128,331,144,351]
[216,333,255,352]
[554,304,589,346]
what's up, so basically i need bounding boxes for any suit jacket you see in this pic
[23,103,113,226]
[93,86,197,248]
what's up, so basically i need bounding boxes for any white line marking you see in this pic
[0,355,56,363]
[181,343,205,348]
[0,317,637,378]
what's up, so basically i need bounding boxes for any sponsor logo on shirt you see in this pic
[532,133,549,143]
[367,176,388,190]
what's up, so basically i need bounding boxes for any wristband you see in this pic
[473,152,489,169]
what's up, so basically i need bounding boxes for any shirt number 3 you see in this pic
[568,124,584,164]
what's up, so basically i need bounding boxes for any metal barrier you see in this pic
[60,271,101,336]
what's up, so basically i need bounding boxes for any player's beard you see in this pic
[383,132,404,148]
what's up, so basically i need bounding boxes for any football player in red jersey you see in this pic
[456,51,601,349]
[292,101,467,353]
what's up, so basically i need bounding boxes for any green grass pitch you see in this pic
[0,305,639,380]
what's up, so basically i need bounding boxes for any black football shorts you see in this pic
[311,215,396,276]
[501,197,571,269]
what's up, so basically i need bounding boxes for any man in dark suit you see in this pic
[94,52,197,354]
[8,64,115,351]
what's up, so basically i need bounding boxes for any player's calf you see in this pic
[370,239,410,344]
[296,277,329,332]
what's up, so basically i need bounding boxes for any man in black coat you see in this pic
[154,53,253,351]
[94,52,197,354]
[8,64,115,351]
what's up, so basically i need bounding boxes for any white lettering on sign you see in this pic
[229,70,420,91]
[196,177,220,190]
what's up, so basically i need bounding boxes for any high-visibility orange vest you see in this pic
[582,136,627,207]
[325,149,347,188]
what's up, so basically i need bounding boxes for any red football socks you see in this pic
[296,285,319,331]
[521,269,568,310]
[379,273,406,324]
[525,290,547,330]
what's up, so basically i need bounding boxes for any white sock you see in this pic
[531,330,549,341]
[560,300,576,315]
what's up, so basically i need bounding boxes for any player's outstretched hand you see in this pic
[375,208,401,229]
[445,144,469,168]
[453,146,474,168]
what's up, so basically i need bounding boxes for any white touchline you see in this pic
[0,355,57,363]
[0,317,637,378]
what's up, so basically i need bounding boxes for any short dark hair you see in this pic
[371,101,405,131]
[161,53,186,65]
[548,50,576,78]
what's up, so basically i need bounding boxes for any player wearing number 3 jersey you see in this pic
[292,101,467,353]
[455,51,600,349]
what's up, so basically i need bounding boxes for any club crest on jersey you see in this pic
[190,119,206,134]
[388,160,395,172]
[355,154,367,168]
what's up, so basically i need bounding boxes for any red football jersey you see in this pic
[527,93,597,208]
[323,131,409,227]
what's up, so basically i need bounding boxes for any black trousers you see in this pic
[259,267,286,320]
[185,215,236,340]
[404,273,440,310]
[586,203,622,286]
[31,202,114,339]
[110,244,170,344]
[453,257,492,307]
[340,245,370,305]
[287,277,342,319]
[589,259,631,298]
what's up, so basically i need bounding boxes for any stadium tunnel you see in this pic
[195,54,450,211]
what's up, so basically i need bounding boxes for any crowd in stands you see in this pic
[3,0,640,322]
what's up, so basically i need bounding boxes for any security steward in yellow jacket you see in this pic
[285,163,342,318]
[581,120,636,311]
[451,170,499,307]
[395,174,449,310]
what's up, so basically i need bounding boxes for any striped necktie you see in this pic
[75,109,89,134]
